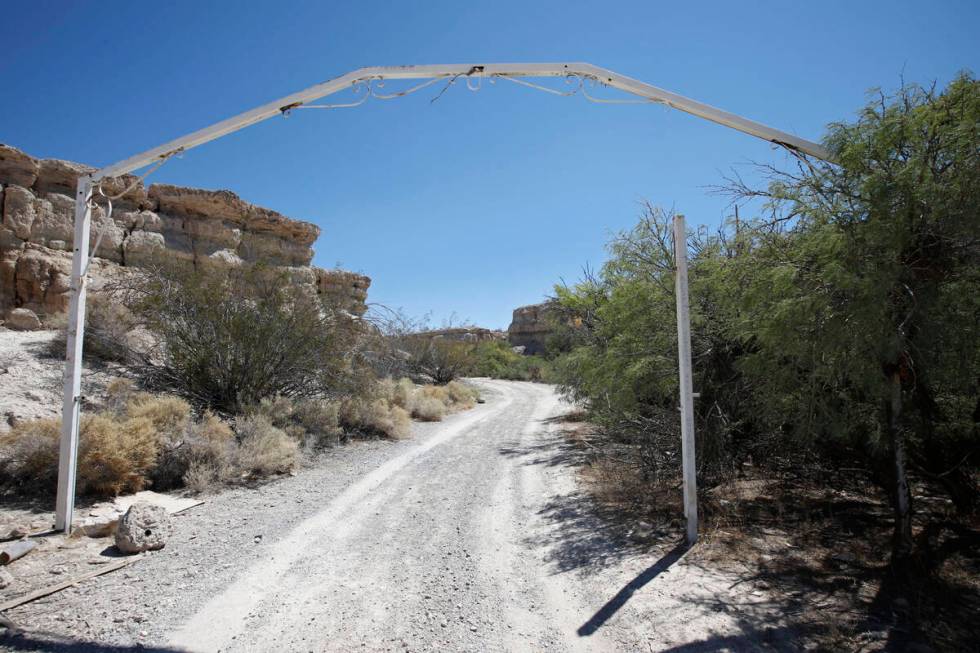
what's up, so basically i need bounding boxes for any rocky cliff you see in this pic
[507,302,556,355]
[415,327,504,343]
[0,144,369,323]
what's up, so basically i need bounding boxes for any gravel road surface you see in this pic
[2,379,785,652]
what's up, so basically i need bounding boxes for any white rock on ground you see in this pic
[115,502,172,554]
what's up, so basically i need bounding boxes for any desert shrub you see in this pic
[76,414,159,496]
[405,381,479,421]
[104,377,136,414]
[126,261,362,412]
[412,397,446,422]
[250,395,296,429]
[126,395,191,440]
[293,398,343,448]
[470,340,552,381]
[124,394,192,489]
[339,397,411,439]
[45,295,139,363]
[246,394,346,450]
[0,414,160,496]
[0,418,61,490]
[182,413,236,492]
[552,76,980,563]
[236,414,298,475]
[416,384,448,404]
[401,336,475,384]
[377,377,416,411]
[183,460,223,493]
[445,380,479,407]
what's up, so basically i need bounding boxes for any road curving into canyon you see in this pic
[170,379,628,652]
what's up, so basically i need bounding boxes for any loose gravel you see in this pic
[1,379,787,652]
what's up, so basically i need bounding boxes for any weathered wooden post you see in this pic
[672,213,698,546]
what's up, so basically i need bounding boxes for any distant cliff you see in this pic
[507,302,556,355]
[0,144,369,324]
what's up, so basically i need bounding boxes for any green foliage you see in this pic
[401,336,475,384]
[552,76,980,550]
[128,261,363,413]
[470,340,552,382]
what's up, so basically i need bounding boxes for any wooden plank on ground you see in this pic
[0,555,140,613]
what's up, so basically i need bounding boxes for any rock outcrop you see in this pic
[507,302,556,355]
[0,144,370,322]
[415,327,502,343]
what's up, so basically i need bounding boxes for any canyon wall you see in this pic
[0,144,369,324]
[507,302,556,355]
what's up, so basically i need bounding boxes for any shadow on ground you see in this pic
[577,541,689,636]
[499,423,672,573]
[0,629,184,653]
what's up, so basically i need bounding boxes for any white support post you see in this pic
[55,177,93,533]
[672,214,698,546]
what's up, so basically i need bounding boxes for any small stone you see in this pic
[115,502,172,553]
[0,567,14,589]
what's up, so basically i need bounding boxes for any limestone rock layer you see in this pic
[0,144,369,322]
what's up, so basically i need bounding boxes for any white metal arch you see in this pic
[56,62,832,535]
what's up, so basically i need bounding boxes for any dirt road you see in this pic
[170,380,622,651]
[2,380,786,652]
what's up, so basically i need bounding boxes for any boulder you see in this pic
[0,144,39,187]
[3,184,37,241]
[6,308,41,331]
[13,246,73,314]
[114,502,172,553]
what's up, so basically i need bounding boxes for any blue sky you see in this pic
[2,1,977,329]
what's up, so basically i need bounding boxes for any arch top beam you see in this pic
[90,62,831,182]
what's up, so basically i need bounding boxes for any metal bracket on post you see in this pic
[55,176,94,533]
[672,214,699,546]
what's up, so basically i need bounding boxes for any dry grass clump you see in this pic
[339,397,412,439]
[246,395,344,451]
[377,377,416,410]
[0,376,482,497]
[126,394,191,438]
[411,397,446,422]
[0,418,61,490]
[236,414,299,475]
[76,414,159,495]
[293,399,343,448]
[124,394,193,490]
[0,415,160,496]
[0,385,255,496]
[374,377,483,422]
[104,377,136,414]
[445,380,479,407]
[182,413,236,492]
